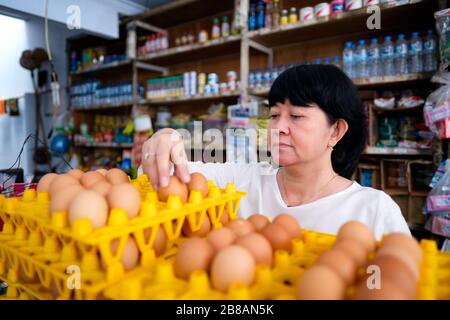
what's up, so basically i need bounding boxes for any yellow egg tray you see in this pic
[0,175,246,299]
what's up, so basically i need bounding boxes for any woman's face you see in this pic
[268,99,338,167]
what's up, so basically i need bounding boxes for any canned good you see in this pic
[219,83,228,94]
[345,0,363,11]
[300,7,314,21]
[208,73,219,85]
[314,3,330,18]
[210,83,219,94]
[198,73,206,85]
[204,84,211,95]
[227,80,237,91]
[330,0,345,13]
[363,0,379,6]
[226,70,237,82]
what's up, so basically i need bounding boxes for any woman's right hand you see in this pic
[141,128,190,190]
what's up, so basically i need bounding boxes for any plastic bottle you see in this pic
[333,55,341,68]
[255,68,263,88]
[221,16,230,37]
[271,65,279,84]
[381,35,395,76]
[263,67,272,87]
[280,9,288,25]
[343,41,354,79]
[395,34,408,74]
[408,32,423,73]
[323,57,331,65]
[249,4,257,31]
[248,69,256,89]
[423,29,437,72]
[315,58,322,64]
[289,7,298,23]
[264,0,273,29]
[368,38,381,77]
[212,18,221,39]
[257,0,265,29]
[272,0,280,28]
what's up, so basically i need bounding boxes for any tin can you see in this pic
[314,3,330,18]
[208,73,219,85]
[345,0,363,11]
[198,73,206,85]
[300,7,314,21]
[330,0,345,13]
[227,70,237,82]
[363,0,379,6]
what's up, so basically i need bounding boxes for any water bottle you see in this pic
[368,38,381,77]
[343,41,354,79]
[249,4,257,31]
[256,0,265,29]
[248,69,256,89]
[381,36,395,76]
[255,68,263,88]
[323,57,331,65]
[271,65,279,84]
[409,32,423,73]
[263,67,271,88]
[395,34,409,74]
[423,29,437,72]
[333,56,341,68]
[356,40,368,78]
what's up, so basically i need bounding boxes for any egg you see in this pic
[49,184,84,215]
[333,239,368,268]
[211,245,255,292]
[68,190,108,229]
[187,172,209,197]
[37,173,58,192]
[220,209,230,226]
[147,226,167,257]
[96,168,108,176]
[247,214,270,232]
[273,213,302,239]
[260,223,292,253]
[106,168,129,185]
[182,213,212,237]
[80,171,105,188]
[316,250,358,285]
[174,238,214,280]
[236,233,273,266]
[337,221,376,253]
[227,219,255,237]
[49,174,79,195]
[206,228,237,251]
[67,169,84,180]
[157,176,188,203]
[107,183,141,219]
[102,237,139,271]
[353,279,409,300]
[89,180,112,197]
[297,265,346,300]
[380,233,422,264]
[375,246,420,280]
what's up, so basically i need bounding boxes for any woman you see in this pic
[141,64,410,240]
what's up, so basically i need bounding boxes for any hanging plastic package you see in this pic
[424,72,450,138]
[426,161,450,215]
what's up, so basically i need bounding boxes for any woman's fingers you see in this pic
[171,140,190,183]
[156,141,172,188]
[142,140,159,190]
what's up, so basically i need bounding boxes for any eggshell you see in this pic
[375,246,420,280]
[260,223,292,253]
[211,245,255,292]
[273,213,302,239]
[80,171,105,188]
[236,233,273,266]
[37,173,58,192]
[297,265,346,300]
[144,226,167,257]
[353,279,409,300]
[49,184,84,215]
[206,228,237,251]
[316,249,358,285]
[337,221,376,253]
[247,214,270,232]
[67,169,84,180]
[182,213,211,237]
[107,183,141,219]
[380,233,422,264]
[187,172,208,197]
[227,219,255,237]
[89,180,112,197]
[103,237,139,271]
[157,176,188,203]
[96,168,108,176]
[220,210,230,226]
[174,238,215,280]
[68,190,108,228]
[333,239,368,268]
[106,168,129,185]
[49,174,79,195]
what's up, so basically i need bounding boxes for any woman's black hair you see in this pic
[268,64,368,179]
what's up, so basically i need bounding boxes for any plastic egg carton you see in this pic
[0,278,41,300]
[0,175,246,300]
[103,230,450,300]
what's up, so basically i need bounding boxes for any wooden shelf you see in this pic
[364,146,432,156]
[384,188,410,196]
[371,105,424,114]
[141,91,241,105]
[74,142,133,149]
[247,0,434,47]
[70,59,132,76]
[138,35,241,65]
[71,101,140,111]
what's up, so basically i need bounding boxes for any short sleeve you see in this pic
[378,193,412,237]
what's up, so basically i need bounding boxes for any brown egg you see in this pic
[337,221,376,253]
[187,172,208,198]
[80,171,105,188]
[49,174,79,195]
[67,169,84,180]
[353,279,409,300]
[206,227,237,251]
[89,180,112,197]
[317,250,358,285]
[49,184,84,214]
[152,227,167,257]
[107,183,141,219]
[211,245,255,292]
[220,209,230,226]
[247,214,270,231]
[236,233,273,266]
[227,219,255,237]
[380,233,422,264]
[375,246,420,280]
[37,173,58,192]
[106,168,129,185]
[182,213,211,237]
[157,176,188,203]
[297,265,346,300]
[273,213,302,239]
[102,237,140,271]
[174,238,215,280]
[260,223,292,253]
[333,239,368,268]
[68,190,108,228]
[96,168,108,176]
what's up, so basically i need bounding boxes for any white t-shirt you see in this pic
[185,161,411,240]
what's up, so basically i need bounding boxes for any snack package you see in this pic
[424,72,450,138]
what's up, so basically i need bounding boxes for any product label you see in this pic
[427,195,450,212]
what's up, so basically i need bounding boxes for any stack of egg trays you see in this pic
[0,175,246,300]
[102,230,450,300]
